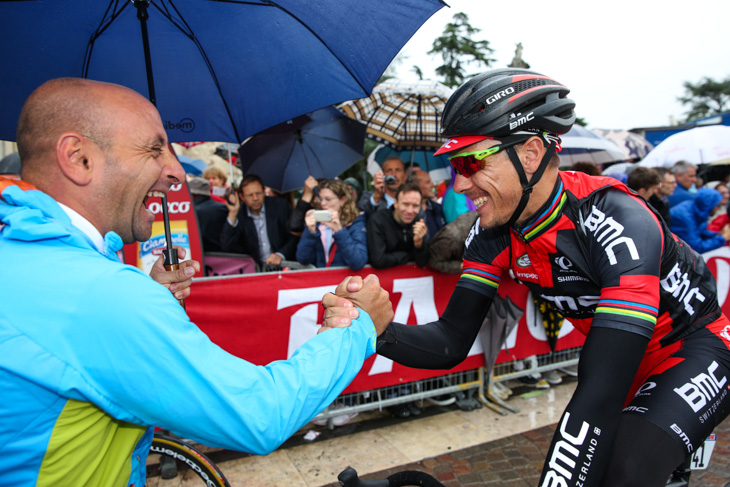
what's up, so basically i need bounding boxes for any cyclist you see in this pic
[0,78,392,486]
[323,68,730,486]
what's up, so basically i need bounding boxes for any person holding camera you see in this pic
[296,179,368,270]
[366,181,429,269]
[357,155,406,219]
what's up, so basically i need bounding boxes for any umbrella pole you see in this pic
[135,0,184,308]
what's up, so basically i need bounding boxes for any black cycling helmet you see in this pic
[440,68,576,139]
[436,69,576,228]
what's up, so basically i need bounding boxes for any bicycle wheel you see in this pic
[148,433,231,487]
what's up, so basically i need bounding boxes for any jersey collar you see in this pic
[514,173,567,242]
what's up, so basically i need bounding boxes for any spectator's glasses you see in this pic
[448,137,528,178]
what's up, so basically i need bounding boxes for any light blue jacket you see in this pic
[0,179,376,486]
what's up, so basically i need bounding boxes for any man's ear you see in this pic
[56,133,94,185]
[518,136,548,177]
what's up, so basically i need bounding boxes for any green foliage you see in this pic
[427,12,495,88]
[678,76,730,123]
[575,117,588,127]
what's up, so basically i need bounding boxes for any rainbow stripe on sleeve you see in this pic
[595,299,658,325]
[461,262,500,289]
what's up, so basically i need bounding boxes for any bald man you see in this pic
[0,78,391,486]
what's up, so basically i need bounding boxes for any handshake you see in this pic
[320,274,394,336]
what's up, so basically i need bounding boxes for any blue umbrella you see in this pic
[238,106,366,193]
[0,0,445,144]
[176,154,208,176]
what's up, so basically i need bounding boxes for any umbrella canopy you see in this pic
[638,125,730,168]
[238,106,366,193]
[338,79,454,151]
[177,154,208,176]
[558,125,626,167]
[0,0,445,144]
[593,129,654,162]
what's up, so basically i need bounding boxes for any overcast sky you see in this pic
[390,0,730,131]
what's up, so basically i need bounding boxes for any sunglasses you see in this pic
[448,137,529,178]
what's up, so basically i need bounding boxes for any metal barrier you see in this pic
[311,347,582,428]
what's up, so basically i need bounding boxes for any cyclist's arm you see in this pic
[377,286,491,369]
[538,325,649,486]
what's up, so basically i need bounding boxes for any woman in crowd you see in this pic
[296,179,368,270]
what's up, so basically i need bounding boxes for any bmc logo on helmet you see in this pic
[485,87,515,105]
[509,112,534,131]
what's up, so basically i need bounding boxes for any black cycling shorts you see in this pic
[622,314,730,455]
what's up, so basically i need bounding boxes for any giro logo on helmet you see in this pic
[485,87,515,105]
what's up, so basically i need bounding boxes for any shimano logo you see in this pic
[509,111,534,130]
[557,275,589,283]
[674,361,727,413]
[541,412,599,487]
[660,263,706,315]
[485,87,515,105]
[539,294,600,312]
[516,271,538,280]
[580,206,639,265]
[164,118,196,133]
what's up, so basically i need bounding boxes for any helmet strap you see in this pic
[505,139,557,228]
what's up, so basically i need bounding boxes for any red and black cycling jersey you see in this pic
[457,170,721,350]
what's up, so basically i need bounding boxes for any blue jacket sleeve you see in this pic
[295,227,322,267]
[334,215,368,270]
[30,267,377,456]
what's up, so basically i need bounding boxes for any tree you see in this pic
[426,12,495,88]
[678,76,730,123]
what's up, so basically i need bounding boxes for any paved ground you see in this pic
[321,417,730,487]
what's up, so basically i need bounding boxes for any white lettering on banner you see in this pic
[541,412,590,486]
[580,206,639,265]
[277,285,336,359]
[370,277,442,375]
[147,201,191,215]
[170,183,182,192]
[674,361,728,413]
[660,263,706,315]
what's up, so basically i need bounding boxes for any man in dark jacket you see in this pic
[367,182,429,268]
[412,169,446,237]
[221,174,298,268]
[189,176,228,253]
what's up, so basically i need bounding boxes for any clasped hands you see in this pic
[320,274,393,336]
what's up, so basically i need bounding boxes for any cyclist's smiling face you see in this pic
[452,138,524,229]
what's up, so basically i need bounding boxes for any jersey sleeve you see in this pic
[580,189,663,338]
[456,219,511,299]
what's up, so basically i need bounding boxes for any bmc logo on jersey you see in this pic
[719,325,730,343]
[580,205,639,265]
[465,220,480,248]
[674,361,728,413]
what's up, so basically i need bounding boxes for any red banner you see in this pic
[186,265,586,394]
[701,246,730,317]
[122,179,204,277]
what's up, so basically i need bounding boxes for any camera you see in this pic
[384,175,397,186]
[313,210,332,222]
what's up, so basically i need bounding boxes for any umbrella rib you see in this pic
[150,0,243,143]
[83,0,128,77]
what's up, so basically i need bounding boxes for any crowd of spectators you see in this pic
[188,152,730,275]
